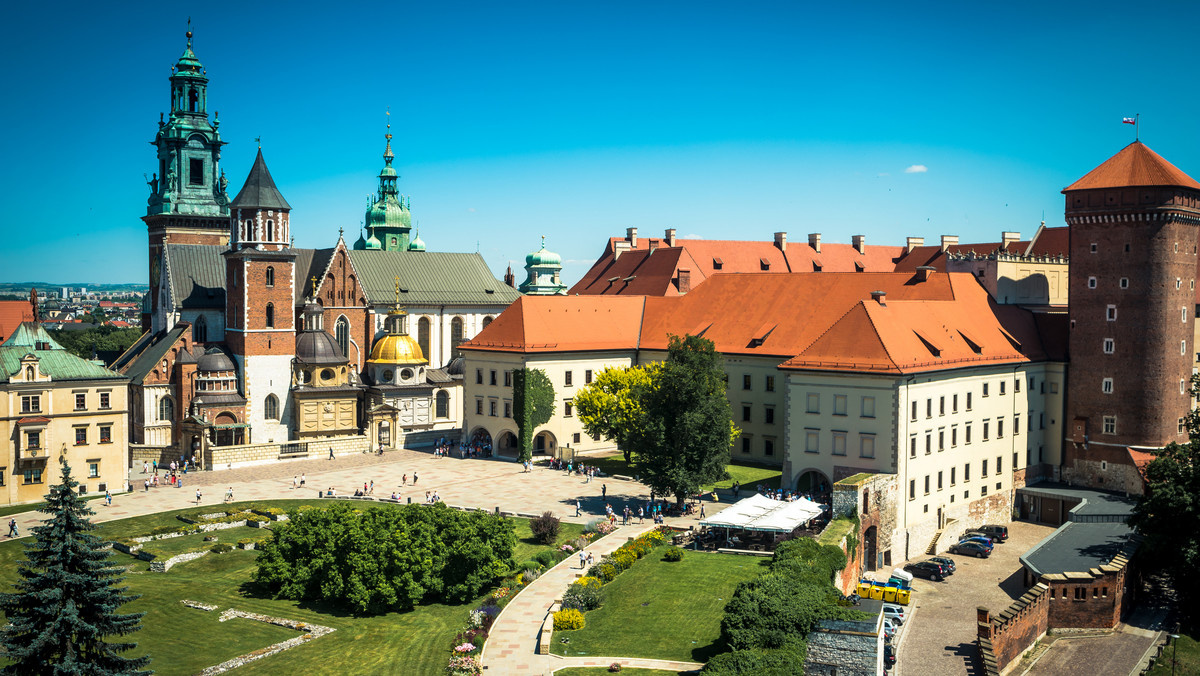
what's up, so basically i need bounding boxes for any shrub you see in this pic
[596,521,617,535]
[530,512,561,544]
[446,654,483,676]
[534,550,558,568]
[237,538,254,546]
[520,569,540,586]
[609,663,623,673]
[583,518,607,534]
[521,560,543,573]
[571,536,590,551]
[610,550,636,571]
[702,647,805,675]
[210,543,232,554]
[575,576,602,589]
[561,581,604,611]
[663,547,684,562]
[553,608,585,631]
[594,562,618,583]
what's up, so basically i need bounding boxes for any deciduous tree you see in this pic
[573,363,661,462]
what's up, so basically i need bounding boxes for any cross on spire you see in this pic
[311,276,318,297]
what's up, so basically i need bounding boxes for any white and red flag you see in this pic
[1122,117,1137,125]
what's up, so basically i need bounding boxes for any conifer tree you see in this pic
[0,459,151,675]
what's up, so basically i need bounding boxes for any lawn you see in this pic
[577,454,782,493]
[1149,630,1200,675]
[0,498,580,675]
[552,550,766,662]
[554,669,686,676]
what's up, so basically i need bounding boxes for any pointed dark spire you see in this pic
[230,149,291,210]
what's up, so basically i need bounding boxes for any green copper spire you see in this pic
[520,236,567,295]
[364,110,413,251]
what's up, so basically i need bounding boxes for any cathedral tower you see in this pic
[224,150,296,443]
[144,29,231,332]
[361,120,414,252]
[1064,142,1200,484]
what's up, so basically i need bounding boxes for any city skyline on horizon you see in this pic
[3,1,1198,285]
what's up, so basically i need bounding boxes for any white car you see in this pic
[882,603,906,625]
[883,617,898,638]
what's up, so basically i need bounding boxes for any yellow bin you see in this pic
[868,585,885,600]
[883,587,898,603]
[895,588,911,605]
[857,582,873,598]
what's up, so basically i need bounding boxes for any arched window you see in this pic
[450,317,464,358]
[265,303,275,328]
[158,396,175,421]
[482,316,494,329]
[188,88,198,112]
[335,316,350,359]
[265,266,275,288]
[194,315,208,343]
[436,390,449,418]
[264,394,279,420]
[418,317,431,361]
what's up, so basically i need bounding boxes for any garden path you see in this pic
[481,523,660,676]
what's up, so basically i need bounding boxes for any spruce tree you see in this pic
[0,459,151,675]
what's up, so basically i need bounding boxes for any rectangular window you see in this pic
[982,485,988,497]
[938,430,945,451]
[742,405,751,422]
[909,435,917,458]
[20,395,40,413]
[489,401,497,417]
[1014,452,1019,470]
[504,402,512,418]
[1103,416,1116,435]
[565,371,573,387]
[983,421,990,441]
[909,479,915,500]
[951,426,958,447]
[490,370,497,386]
[504,371,513,387]
[982,383,989,397]
[1088,276,1097,289]
[189,158,203,186]
[99,426,111,444]
[966,392,973,410]
[911,401,918,421]
[476,369,483,385]
[475,399,483,415]
[997,417,1005,438]
[953,394,959,413]
[75,427,87,446]
[924,475,930,495]
[965,423,972,444]
[862,396,875,418]
[1014,413,1021,435]
[573,432,581,444]
[1180,418,1187,435]
[1015,378,1021,393]
[765,376,775,392]
[27,431,41,450]
[926,398,932,418]
[832,432,846,456]
[564,401,573,417]
[965,463,971,482]
[23,469,42,485]
[997,455,1003,474]
[937,471,943,490]
[951,466,956,485]
[807,393,820,414]
[585,369,593,384]
[1000,381,1006,395]
[75,393,86,410]
[860,434,875,458]
[982,459,989,477]
[1107,305,1117,321]
[805,430,819,453]
[939,396,945,416]
[742,437,751,453]
[1102,378,1113,394]
[925,433,931,455]
[89,462,99,478]
[764,407,775,424]
[764,439,775,456]
[834,395,847,416]
[99,392,110,409]
[743,374,751,390]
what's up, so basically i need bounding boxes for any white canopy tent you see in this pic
[699,494,824,533]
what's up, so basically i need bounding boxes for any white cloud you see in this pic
[904,165,928,174]
[682,233,702,239]
[877,172,890,178]
[467,207,477,213]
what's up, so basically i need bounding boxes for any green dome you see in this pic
[175,33,204,76]
[526,239,562,266]
[365,231,382,250]
[353,230,367,251]
[408,229,426,252]
[365,195,411,229]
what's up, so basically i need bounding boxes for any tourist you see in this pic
[425,491,431,503]
[300,474,306,488]
[6,519,17,538]
[225,487,234,503]
[292,476,297,490]
[402,474,408,486]
[142,461,148,474]
[576,500,582,517]
[700,503,706,519]
[195,488,202,504]
[638,506,644,524]
[579,551,586,569]
[329,446,335,460]
[144,479,149,492]
[601,483,607,499]
[105,490,112,507]
[413,472,418,485]
[369,480,374,495]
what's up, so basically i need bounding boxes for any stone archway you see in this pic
[795,469,831,497]
[497,431,519,456]
[534,431,557,456]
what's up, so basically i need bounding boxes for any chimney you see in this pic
[807,233,820,253]
[774,231,787,251]
[626,227,638,249]
[677,268,691,294]
[906,236,925,253]
[977,608,994,640]
[852,234,866,254]
[916,265,935,282]
[665,228,677,247]
[1002,231,1020,249]
[940,235,959,252]
[870,290,887,306]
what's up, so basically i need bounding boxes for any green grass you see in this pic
[818,516,856,547]
[578,454,782,493]
[0,498,576,676]
[554,669,687,676]
[552,550,766,662]
[513,519,586,563]
[0,493,106,519]
[1149,631,1200,676]
[133,526,269,562]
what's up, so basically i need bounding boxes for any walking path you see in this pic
[480,522,659,676]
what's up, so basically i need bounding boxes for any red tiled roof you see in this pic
[569,236,903,295]
[0,301,34,342]
[1127,448,1156,481]
[893,240,1029,273]
[461,295,648,353]
[1025,225,1069,257]
[1064,142,1200,191]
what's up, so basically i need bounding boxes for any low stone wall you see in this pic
[197,609,335,675]
[805,616,885,676]
[129,445,176,468]
[977,582,1050,675]
[150,550,209,572]
[206,435,369,471]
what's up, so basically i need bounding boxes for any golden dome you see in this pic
[367,334,426,365]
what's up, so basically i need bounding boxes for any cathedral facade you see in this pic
[115,32,520,462]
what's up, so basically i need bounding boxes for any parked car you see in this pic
[978,524,1009,541]
[884,643,896,668]
[904,560,948,581]
[949,540,992,558]
[958,536,995,551]
[963,529,1000,543]
[883,617,898,638]
[882,602,907,625]
[928,556,956,573]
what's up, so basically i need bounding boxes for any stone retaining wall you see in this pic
[206,435,369,471]
[150,550,209,572]
[197,610,335,675]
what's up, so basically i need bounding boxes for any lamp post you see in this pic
[1170,633,1180,676]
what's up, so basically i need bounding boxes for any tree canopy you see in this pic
[512,368,555,461]
[49,325,142,362]
[1130,433,1200,613]
[573,362,662,462]
[0,460,150,675]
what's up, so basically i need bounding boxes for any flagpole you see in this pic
[1136,113,1139,142]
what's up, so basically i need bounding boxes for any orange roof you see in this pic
[570,236,903,295]
[0,301,34,342]
[780,277,1044,373]
[1127,448,1156,481]
[893,239,1029,273]
[461,295,648,353]
[1024,225,1069,257]
[1064,141,1200,191]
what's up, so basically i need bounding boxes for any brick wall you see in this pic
[831,472,898,591]
[977,583,1050,675]
[1043,550,1135,629]
[1060,444,1145,496]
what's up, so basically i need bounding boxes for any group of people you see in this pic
[143,470,185,491]
[547,458,602,482]
[142,457,199,475]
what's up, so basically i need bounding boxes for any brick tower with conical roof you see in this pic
[1063,141,1200,490]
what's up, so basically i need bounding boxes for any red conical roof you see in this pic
[1065,141,1200,192]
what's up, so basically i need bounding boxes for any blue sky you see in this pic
[2,0,1198,286]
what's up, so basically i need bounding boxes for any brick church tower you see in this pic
[1064,142,1200,487]
[224,149,296,443]
[143,29,231,332]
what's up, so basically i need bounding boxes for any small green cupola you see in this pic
[353,228,367,251]
[364,113,413,251]
[519,236,568,295]
[408,228,426,252]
